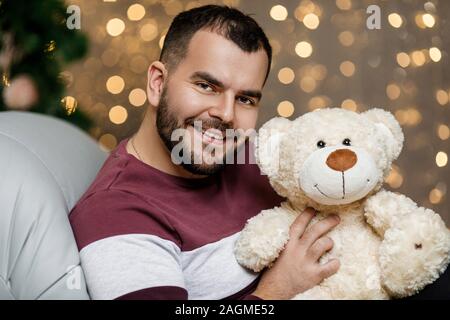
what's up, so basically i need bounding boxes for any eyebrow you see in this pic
[190,71,262,101]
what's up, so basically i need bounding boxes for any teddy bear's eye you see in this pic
[342,138,351,146]
[317,140,326,148]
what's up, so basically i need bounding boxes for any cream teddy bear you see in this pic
[235,108,450,299]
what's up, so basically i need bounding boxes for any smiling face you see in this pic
[156,30,269,175]
[257,108,404,208]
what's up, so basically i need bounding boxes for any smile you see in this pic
[191,125,226,145]
[314,183,345,200]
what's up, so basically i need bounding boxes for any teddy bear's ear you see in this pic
[256,117,292,178]
[362,108,404,161]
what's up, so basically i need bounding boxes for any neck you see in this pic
[127,107,207,179]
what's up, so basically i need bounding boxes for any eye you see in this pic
[342,138,351,146]
[237,96,255,106]
[317,140,326,148]
[196,82,214,92]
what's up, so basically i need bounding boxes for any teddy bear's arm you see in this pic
[365,190,450,298]
[234,204,297,272]
[364,189,418,237]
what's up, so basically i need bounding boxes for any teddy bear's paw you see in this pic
[364,190,418,237]
[234,208,295,272]
[379,207,450,298]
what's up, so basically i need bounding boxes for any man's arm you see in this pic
[70,189,188,300]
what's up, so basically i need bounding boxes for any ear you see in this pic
[146,61,168,107]
[362,108,404,161]
[256,117,292,178]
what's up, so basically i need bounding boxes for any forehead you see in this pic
[174,30,269,89]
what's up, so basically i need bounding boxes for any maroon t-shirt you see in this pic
[69,138,284,300]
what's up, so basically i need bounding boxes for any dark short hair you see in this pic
[159,5,272,83]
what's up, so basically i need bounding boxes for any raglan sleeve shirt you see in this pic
[70,189,188,300]
[69,189,262,300]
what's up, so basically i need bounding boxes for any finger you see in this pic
[318,259,340,280]
[307,236,334,262]
[300,215,340,248]
[289,207,316,239]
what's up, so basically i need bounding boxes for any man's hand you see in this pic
[252,208,340,300]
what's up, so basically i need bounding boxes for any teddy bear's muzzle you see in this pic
[299,146,380,206]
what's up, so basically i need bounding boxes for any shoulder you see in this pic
[69,188,181,250]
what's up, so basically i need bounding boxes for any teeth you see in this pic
[203,130,224,140]
[191,125,225,141]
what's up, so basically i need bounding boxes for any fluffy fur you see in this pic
[234,108,450,299]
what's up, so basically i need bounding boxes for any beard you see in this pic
[156,88,237,176]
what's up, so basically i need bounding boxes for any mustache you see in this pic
[185,118,233,135]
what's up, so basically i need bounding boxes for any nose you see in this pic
[208,93,235,124]
[326,149,357,172]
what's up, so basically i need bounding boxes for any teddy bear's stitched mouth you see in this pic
[314,183,344,200]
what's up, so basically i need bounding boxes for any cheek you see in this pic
[167,85,209,118]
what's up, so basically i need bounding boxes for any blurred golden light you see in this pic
[270,5,288,21]
[385,165,403,188]
[99,134,117,152]
[437,124,450,140]
[411,51,426,66]
[429,47,442,62]
[61,96,77,115]
[308,96,330,110]
[396,52,410,68]
[109,105,128,125]
[294,1,322,23]
[429,188,443,204]
[386,83,401,100]
[436,151,448,167]
[129,88,147,107]
[106,18,125,37]
[339,61,355,77]
[278,67,295,84]
[436,90,449,105]
[127,4,146,21]
[159,35,166,49]
[407,109,422,126]
[388,13,403,28]
[338,31,354,47]
[140,21,158,42]
[101,49,120,67]
[422,13,436,28]
[415,14,426,29]
[300,76,316,92]
[106,75,125,94]
[341,99,357,111]
[395,108,422,126]
[295,41,313,58]
[44,40,56,53]
[311,64,327,80]
[336,0,352,10]
[303,13,320,29]
[269,39,281,56]
[277,101,295,117]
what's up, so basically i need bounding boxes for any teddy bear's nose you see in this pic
[326,149,357,172]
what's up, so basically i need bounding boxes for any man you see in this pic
[69,5,340,300]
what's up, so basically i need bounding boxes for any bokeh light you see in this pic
[270,5,288,21]
[106,18,125,37]
[106,75,125,94]
[295,41,313,58]
[277,100,295,117]
[109,105,128,124]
